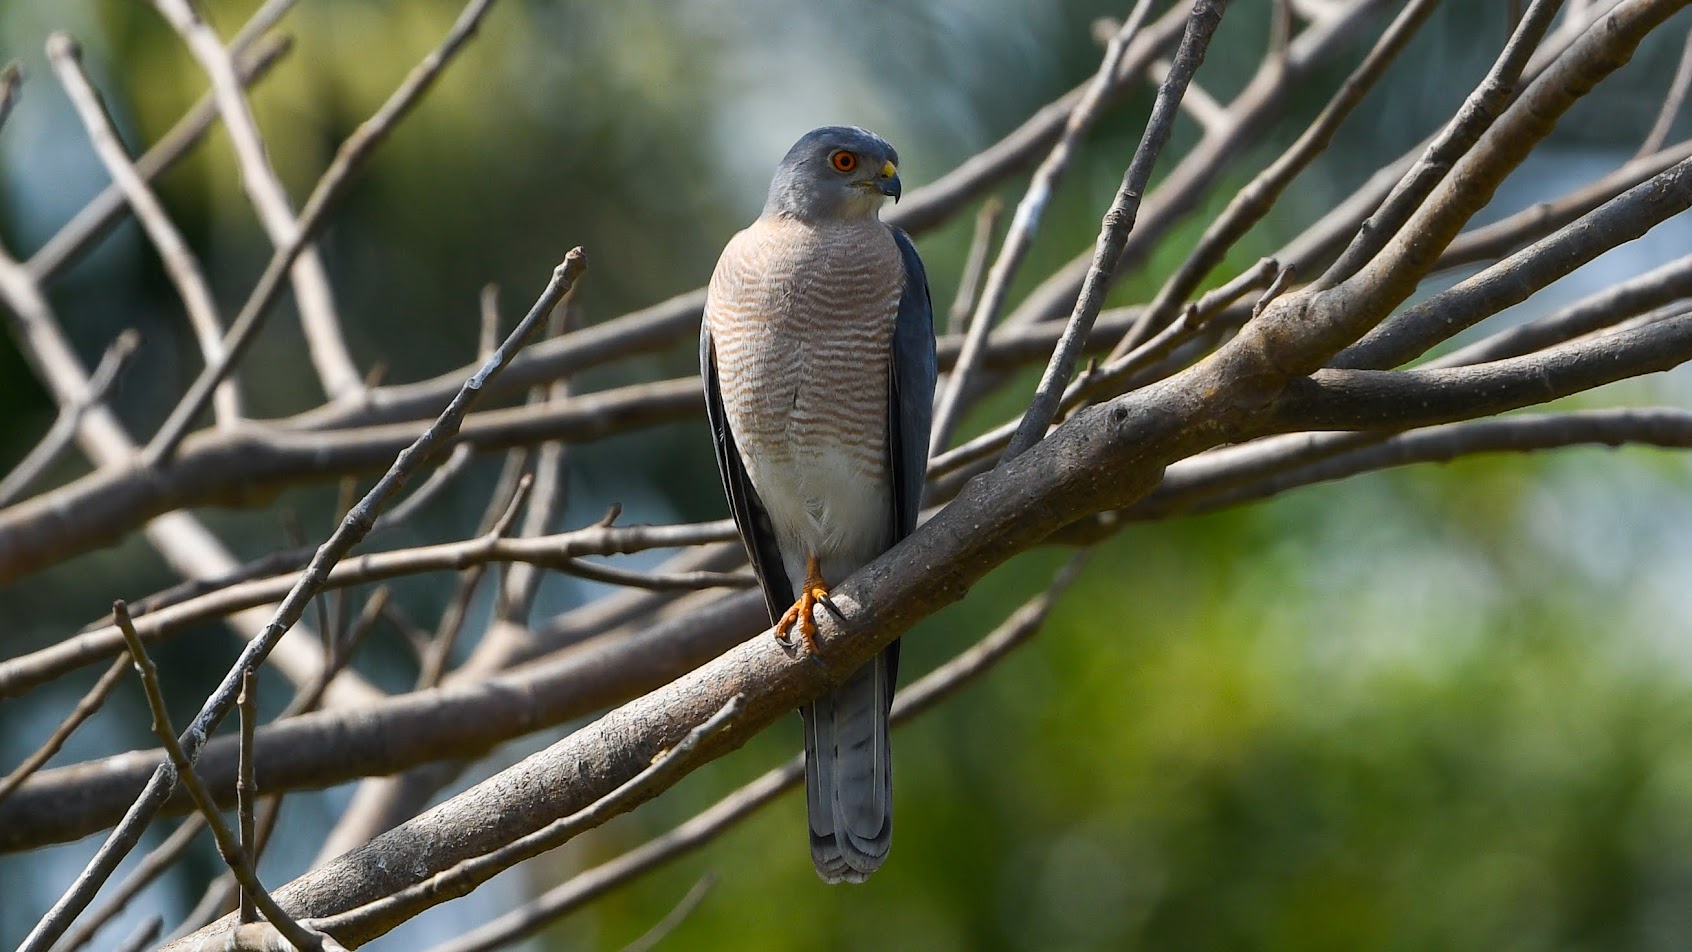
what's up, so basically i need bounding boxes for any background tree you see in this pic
[3,0,1692,949]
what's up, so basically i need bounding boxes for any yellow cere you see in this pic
[880,160,897,179]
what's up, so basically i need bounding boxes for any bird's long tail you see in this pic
[804,643,896,883]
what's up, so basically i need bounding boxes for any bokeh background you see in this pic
[4,1,1692,949]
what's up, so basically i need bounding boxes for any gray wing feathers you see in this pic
[805,227,936,883]
[889,227,938,536]
[700,322,792,620]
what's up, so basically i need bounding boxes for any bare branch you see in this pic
[18,249,584,952]
[1143,409,1692,518]
[27,31,293,282]
[929,263,1274,482]
[1118,0,1438,356]
[0,653,128,806]
[1002,0,1398,332]
[1315,0,1564,289]
[1,192,366,706]
[617,875,716,952]
[1636,27,1692,158]
[424,557,1085,952]
[1336,153,1692,369]
[1441,137,1692,269]
[946,197,1002,335]
[1273,311,1692,432]
[0,328,137,507]
[1003,0,1227,461]
[1429,254,1692,368]
[0,567,760,853]
[113,600,325,951]
[237,667,258,924]
[929,0,1157,450]
[55,815,208,952]
[48,33,240,424]
[1248,0,1680,382]
[0,517,734,697]
[885,2,1193,235]
[145,0,359,401]
[142,0,501,462]
[2,306,1183,579]
[297,696,743,947]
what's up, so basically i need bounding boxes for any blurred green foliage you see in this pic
[3,1,1692,949]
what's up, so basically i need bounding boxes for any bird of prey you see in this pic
[700,126,936,883]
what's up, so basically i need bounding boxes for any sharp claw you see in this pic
[818,594,844,621]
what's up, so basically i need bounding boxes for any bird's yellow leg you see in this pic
[776,553,831,655]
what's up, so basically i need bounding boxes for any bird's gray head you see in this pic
[762,126,902,223]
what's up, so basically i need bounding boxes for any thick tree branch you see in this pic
[1336,153,1692,369]
[423,557,1085,952]
[1271,311,1692,431]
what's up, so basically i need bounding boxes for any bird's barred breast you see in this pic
[706,217,904,472]
[707,216,905,561]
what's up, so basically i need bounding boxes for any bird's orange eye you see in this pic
[830,151,858,173]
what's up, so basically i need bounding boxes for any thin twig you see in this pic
[48,33,240,424]
[1636,27,1692,159]
[0,653,128,806]
[617,874,717,952]
[374,442,475,531]
[0,328,137,507]
[18,249,584,952]
[929,0,1157,451]
[1252,263,1297,318]
[1003,0,1228,461]
[142,0,502,463]
[112,915,163,952]
[54,815,209,952]
[113,600,325,951]
[551,558,754,592]
[237,667,258,923]
[416,471,534,689]
[946,197,1003,335]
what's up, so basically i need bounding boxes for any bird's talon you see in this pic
[818,593,844,621]
[773,554,832,658]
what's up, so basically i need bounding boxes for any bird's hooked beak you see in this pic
[875,160,902,202]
